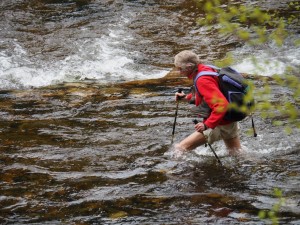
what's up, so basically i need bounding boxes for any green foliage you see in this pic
[196,0,300,130]
[258,188,286,225]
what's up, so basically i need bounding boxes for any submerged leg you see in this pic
[223,136,242,156]
[176,131,207,151]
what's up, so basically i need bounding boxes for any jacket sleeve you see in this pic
[186,93,193,101]
[196,76,228,129]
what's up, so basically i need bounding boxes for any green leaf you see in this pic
[274,188,282,198]
[258,210,267,219]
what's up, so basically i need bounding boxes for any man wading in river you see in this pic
[174,50,242,156]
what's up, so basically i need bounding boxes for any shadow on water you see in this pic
[0,72,299,224]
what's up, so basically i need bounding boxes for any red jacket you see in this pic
[187,64,231,129]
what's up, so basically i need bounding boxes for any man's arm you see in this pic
[197,76,228,129]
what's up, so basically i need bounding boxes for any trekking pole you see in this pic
[208,143,223,166]
[251,115,257,137]
[193,119,222,166]
[172,88,182,136]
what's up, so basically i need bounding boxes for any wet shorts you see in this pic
[203,122,240,144]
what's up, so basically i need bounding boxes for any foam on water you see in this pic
[0,26,168,90]
[233,55,287,76]
[232,35,300,76]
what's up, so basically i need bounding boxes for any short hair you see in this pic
[174,50,200,69]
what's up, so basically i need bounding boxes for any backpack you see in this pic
[194,65,254,121]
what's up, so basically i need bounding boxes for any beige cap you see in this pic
[174,50,200,69]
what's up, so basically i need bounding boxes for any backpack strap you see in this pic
[193,67,219,96]
[196,71,219,77]
[194,64,220,81]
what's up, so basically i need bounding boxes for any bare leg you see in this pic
[176,131,207,151]
[223,136,242,156]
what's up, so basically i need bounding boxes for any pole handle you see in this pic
[176,88,183,100]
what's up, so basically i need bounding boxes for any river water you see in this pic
[0,0,299,89]
[0,0,300,224]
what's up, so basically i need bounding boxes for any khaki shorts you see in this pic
[203,122,240,144]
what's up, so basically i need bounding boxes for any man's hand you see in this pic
[194,121,207,133]
[175,92,186,101]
